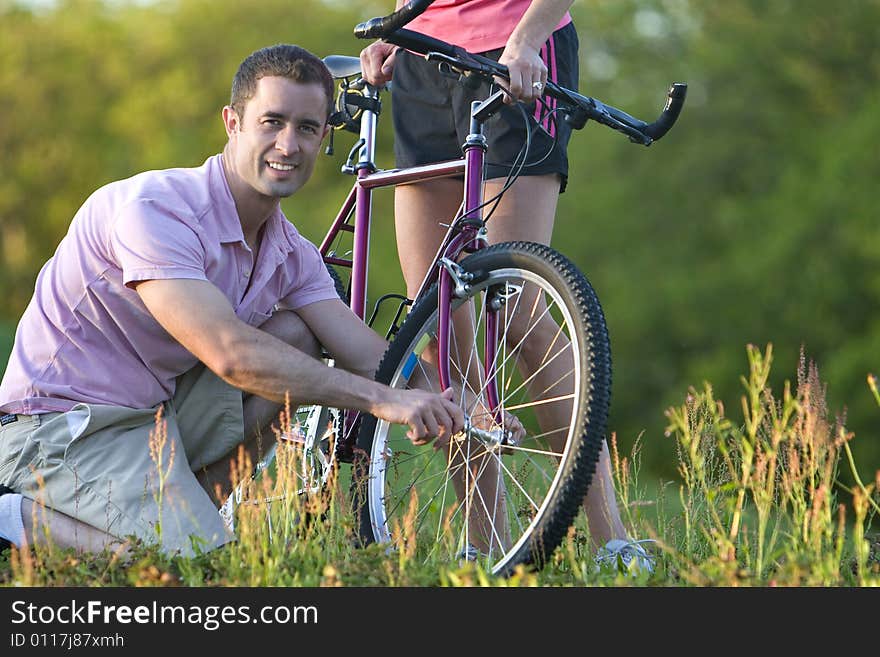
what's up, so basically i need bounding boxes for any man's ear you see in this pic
[222,105,241,138]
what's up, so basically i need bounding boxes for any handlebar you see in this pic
[354,0,687,146]
[354,0,434,40]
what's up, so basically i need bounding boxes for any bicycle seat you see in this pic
[323,55,362,80]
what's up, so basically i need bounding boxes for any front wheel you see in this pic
[355,242,612,576]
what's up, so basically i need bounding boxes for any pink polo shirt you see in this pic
[0,154,338,414]
[407,0,572,52]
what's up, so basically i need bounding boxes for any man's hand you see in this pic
[403,351,527,451]
[373,386,465,446]
[360,41,398,86]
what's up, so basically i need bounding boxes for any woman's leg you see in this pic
[486,174,628,547]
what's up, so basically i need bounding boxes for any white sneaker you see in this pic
[594,538,656,575]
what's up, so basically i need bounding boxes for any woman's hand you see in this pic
[360,41,398,86]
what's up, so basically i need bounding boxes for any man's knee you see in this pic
[259,310,322,359]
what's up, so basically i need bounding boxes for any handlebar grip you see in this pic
[354,0,435,39]
[642,83,687,141]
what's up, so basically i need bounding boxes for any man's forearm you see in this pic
[218,319,464,443]
[218,324,388,413]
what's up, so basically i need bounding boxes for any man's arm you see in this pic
[294,297,391,380]
[295,298,525,446]
[135,278,463,442]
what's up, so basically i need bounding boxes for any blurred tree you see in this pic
[564,0,880,479]
[1,0,877,482]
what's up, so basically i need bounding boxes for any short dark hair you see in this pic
[230,44,334,118]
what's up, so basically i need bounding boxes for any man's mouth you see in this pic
[267,161,296,172]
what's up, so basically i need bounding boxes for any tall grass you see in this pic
[656,344,878,585]
[1,344,877,586]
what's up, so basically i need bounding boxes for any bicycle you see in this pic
[225,0,686,577]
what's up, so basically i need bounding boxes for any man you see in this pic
[0,44,463,556]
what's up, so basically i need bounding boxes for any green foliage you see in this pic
[1,0,878,484]
[562,0,880,479]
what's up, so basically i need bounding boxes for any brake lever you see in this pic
[434,61,483,91]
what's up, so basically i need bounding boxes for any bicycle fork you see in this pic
[437,92,509,437]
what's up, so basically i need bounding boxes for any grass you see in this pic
[1,344,877,587]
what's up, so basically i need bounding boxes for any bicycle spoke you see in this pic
[504,392,575,413]
[380,445,446,520]
[494,455,541,513]
[467,458,509,554]
[528,425,569,443]
[382,437,500,546]
[467,298,557,406]
[498,443,564,459]
[505,316,567,393]
[503,344,573,405]
[434,438,459,546]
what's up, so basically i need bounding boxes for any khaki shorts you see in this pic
[0,364,245,555]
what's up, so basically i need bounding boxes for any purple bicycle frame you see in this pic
[318,114,504,436]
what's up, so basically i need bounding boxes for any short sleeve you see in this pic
[276,236,340,311]
[111,199,208,287]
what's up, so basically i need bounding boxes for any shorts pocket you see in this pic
[60,405,158,479]
[0,415,43,484]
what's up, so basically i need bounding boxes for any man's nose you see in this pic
[275,125,300,156]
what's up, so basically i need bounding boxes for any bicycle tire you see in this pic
[354,241,611,576]
[326,263,349,306]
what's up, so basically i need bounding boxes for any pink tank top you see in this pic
[407,0,572,53]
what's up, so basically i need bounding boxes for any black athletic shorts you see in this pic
[391,22,579,192]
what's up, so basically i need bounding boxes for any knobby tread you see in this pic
[325,263,349,304]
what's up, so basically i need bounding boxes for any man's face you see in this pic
[224,76,329,200]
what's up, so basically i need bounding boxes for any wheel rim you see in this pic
[367,267,584,574]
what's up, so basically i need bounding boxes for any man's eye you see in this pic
[299,125,318,135]
[262,119,282,126]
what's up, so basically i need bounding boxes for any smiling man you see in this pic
[0,44,463,557]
